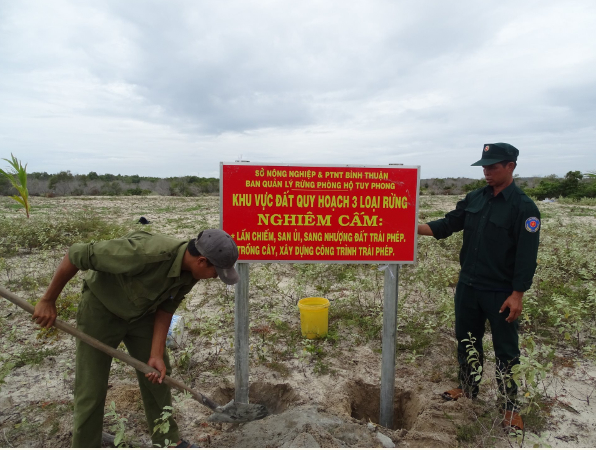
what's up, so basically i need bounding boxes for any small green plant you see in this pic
[461,333,483,383]
[455,409,502,447]
[265,361,291,377]
[303,341,325,358]
[173,390,192,406]
[0,360,16,392]
[325,329,340,345]
[104,401,129,447]
[313,359,332,375]
[0,153,30,218]
[456,420,482,443]
[176,342,196,372]
[13,347,59,368]
[510,336,553,414]
[404,349,424,364]
[296,340,335,374]
[7,274,39,291]
[152,406,173,444]
[55,291,81,320]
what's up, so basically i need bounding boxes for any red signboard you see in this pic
[220,163,420,263]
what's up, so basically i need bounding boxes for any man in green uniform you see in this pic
[418,143,540,431]
[32,229,239,448]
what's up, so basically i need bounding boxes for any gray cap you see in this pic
[195,229,239,285]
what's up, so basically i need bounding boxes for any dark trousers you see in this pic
[72,284,179,447]
[454,282,520,410]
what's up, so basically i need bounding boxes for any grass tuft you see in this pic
[0,212,129,255]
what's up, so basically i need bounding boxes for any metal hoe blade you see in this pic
[207,400,269,423]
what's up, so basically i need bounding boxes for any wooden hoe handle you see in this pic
[0,285,220,412]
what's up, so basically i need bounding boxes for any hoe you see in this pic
[0,285,268,424]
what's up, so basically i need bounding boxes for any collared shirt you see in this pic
[69,231,197,321]
[427,181,540,292]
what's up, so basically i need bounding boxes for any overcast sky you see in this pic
[1,1,595,179]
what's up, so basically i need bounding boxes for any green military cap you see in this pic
[471,143,519,166]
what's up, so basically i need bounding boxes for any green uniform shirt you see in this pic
[68,231,197,321]
[427,181,540,292]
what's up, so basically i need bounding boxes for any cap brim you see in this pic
[215,266,240,285]
[471,158,509,166]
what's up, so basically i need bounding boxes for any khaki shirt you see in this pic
[69,231,197,321]
[427,182,540,292]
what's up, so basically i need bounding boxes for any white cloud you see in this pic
[1,0,595,178]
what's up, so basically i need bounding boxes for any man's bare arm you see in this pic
[418,224,434,236]
[33,252,79,328]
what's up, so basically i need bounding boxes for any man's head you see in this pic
[471,143,518,188]
[186,229,239,284]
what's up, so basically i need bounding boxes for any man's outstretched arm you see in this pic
[418,224,434,236]
[33,252,79,328]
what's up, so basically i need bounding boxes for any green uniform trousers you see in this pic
[72,284,179,447]
[454,282,520,410]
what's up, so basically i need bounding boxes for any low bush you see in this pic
[0,212,129,255]
[525,171,596,200]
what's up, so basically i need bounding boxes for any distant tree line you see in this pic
[459,171,596,200]
[422,175,541,195]
[0,171,219,197]
[522,171,596,200]
[1,169,595,200]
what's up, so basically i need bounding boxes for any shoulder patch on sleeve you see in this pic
[525,217,540,233]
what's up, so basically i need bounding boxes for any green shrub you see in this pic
[0,212,129,255]
[101,181,122,196]
[526,171,596,200]
[124,187,151,196]
[13,348,59,368]
[463,178,486,193]
[522,219,596,354]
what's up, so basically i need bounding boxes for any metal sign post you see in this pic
[234,262,250,403]
[379,264,399,428]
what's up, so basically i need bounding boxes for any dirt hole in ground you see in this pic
[345,380,422,430]
[106,385,144,413]
[210,382,301,415]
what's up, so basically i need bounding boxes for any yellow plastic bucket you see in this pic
[298,297,330,339]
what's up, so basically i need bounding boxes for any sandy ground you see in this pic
[1,322,594,448]
[540,358,596,447]
[1,195,596,447]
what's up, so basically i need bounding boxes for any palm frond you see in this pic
[1,153,30,218]
[10,195,26,207]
